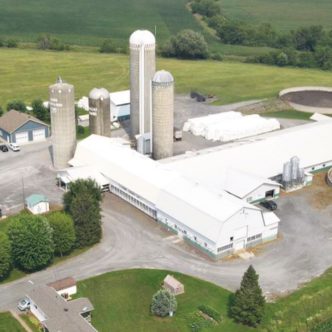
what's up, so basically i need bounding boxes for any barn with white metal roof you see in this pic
[67,135,280,258]
[163,119,332,199]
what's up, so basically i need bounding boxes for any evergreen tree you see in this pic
[151,289,177,317]
[64,179,102,247]
[8,215,54,272]
[47,212,76,256]
[230,265,265,327]
[0,232,12,280]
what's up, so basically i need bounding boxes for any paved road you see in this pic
[1,186,332,311]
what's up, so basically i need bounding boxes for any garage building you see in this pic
[0,110,49,144]
[68,135,280,259]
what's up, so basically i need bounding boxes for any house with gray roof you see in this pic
[0,110,49,144]
[27,285,97,332]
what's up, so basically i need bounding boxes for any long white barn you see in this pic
[163,119,332,201]
[68,135,280,258]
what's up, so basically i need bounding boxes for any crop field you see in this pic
[219,0,332,31]
[0,0,200,47]
[0,48,332,108]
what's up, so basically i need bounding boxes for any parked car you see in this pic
[9,143,20,152]
[260,200,277,211]
[17,297,30,311]
[0,144,8,152]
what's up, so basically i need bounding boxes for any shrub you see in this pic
[31,99,50,122]
[162,29,208,59]
[6,100,27,112]
[99,39,116,53]
[197,304,221,322]
[6,39,18,48]
[0,106,3,117]
[8,215,54,272]
[77,125,85,135]
[47,212,76,256]
[151,289,177,317]
[0,232,12,280]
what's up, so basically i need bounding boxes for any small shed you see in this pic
[163,275,184,295]
[48,277,77,299]
[25,194,49,215]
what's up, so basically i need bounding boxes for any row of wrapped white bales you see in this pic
[183,111,280,142]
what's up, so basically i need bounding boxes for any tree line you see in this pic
[190,0,332,70]
[0,179,102,279]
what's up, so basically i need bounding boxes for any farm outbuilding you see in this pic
[67,135,280,259]
[163,275,184,295]
[25,194,49,215]
[0,110,49,144]
[110,90,130,122]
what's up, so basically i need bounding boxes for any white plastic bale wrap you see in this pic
[183,112,280,142]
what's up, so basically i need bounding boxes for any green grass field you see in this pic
[1,48,332,108]
[0,312,24,332]
[76,269,251,332]
[0,0,200,47]
[76,268,332,332]
[219,0,332,31]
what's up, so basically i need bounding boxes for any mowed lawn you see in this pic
[76,269,251,332]
[1,48,332,107]
[77,268,332,332]
[0,312,24,332]
[0,0,200,47]
[219,0,332,31]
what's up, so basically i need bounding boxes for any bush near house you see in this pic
[8,214,54,271]
[47,212,76,256]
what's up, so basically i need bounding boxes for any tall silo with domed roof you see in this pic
[152,70,174,160]
[49,77,76,169]
[129,29,156,140]
[89,88,111,137]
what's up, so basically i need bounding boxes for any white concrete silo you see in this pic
[89,88,111,137]
[49,77,76,169]
[152,70,174,160]
[129,30,156,141]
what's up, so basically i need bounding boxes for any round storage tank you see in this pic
[89,88,111,137]
[129,29,156,138]
[152,70,174,160]
[49,77,76,169]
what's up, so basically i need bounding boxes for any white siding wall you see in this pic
[28,202,49,215]
[57,285,77,297]
[156,210,216,252]
[30,300,47,322]
[245,184,280,203]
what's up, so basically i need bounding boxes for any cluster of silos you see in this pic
[89,88,111,137]
[282,156,305,190]
[129,29,174,160]
[49,77,76,169]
